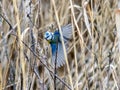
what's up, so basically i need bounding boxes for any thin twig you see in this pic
[54,36,58,90]
[0,14,13,29]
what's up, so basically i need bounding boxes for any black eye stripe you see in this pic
[46,36,49,39]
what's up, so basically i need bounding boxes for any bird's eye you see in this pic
[46,32,49,36]
[45,31,51,36]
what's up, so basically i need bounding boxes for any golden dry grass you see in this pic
[0,0,120,90]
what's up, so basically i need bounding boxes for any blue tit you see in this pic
[44,24,73,68]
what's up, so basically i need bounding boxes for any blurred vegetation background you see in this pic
[0,0,120,90]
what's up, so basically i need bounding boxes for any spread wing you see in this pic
[55,24,73,40]
[54,24,73,52]
[51,43,65,68]
[61,23,73,40]
[62,24,73,52]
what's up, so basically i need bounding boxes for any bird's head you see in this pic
[44,31,53,42]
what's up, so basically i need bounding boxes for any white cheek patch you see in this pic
[47,34,52,40]
[44,31,53,41]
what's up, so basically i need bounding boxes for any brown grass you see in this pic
[0,0,120,90]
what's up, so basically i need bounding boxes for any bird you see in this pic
[44,24,73,68]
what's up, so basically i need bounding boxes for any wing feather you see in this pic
[61,24,73,39]
[55,24,73,40]
[51,43,66,68]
